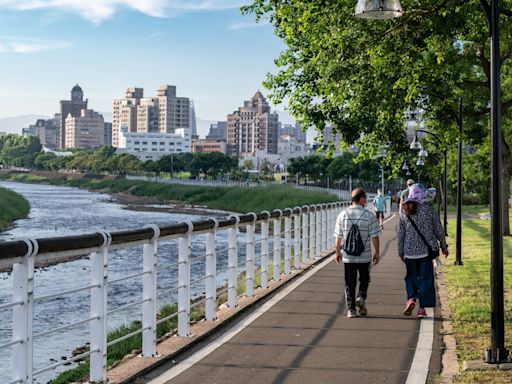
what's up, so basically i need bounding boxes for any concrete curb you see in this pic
[435,266,460,383]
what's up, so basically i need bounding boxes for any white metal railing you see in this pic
[0,202,347,383]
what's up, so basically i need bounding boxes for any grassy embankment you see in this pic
[0,172,339,213]
[0,186,30,230]
[443,217,512,383]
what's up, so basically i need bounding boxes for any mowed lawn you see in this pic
[443,217,512,383]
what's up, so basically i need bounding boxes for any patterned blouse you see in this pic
[398,203,447,259]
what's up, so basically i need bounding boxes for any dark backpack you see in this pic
[343,210,368,256]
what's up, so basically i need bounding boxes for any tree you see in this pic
[244,0,512,233]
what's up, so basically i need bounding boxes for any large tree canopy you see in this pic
[243,0,512,162]
[244,0,512,233]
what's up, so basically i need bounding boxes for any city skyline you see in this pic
[0,1,289,132]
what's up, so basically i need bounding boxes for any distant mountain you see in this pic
[0,114,51,134]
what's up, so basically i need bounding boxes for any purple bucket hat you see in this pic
[404,183,428,204]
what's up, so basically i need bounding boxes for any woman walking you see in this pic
[398,184,449,318]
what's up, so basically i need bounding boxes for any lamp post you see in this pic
[455,98,463,266]
[355,0,507,364]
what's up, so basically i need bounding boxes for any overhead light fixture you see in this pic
[418,149,429,157]
[354,0,403,19]
[410,132,423,150]
[402,161,409,170]
[416,158,425,166]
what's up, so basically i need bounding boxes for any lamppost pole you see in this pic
[484,0,508,363]
[455,97,463,266]
[443,148,448,237]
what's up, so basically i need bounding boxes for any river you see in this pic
[0,181,244,383]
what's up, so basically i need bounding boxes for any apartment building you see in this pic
[60,84,88,148]
[227,91,279,156]
[112,85,190,148]
[65,109,105,149]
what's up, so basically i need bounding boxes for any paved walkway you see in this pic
[140,215,443,384]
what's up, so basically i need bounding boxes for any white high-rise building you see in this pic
[117,127,191,161]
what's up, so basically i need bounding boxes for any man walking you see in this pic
[399,179,415,213]
[334,188,381,318]
[373,189,386,229]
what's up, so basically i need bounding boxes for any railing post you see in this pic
[283,208,292,274]
[260,211,270,289]
[178,222,193,337]
[142,225,160,357]
[293,207,301,269]
[228,215,240,308]
[12,239,37,384]
[315,205,322,257]
[322,204,328,251]
[205,218,218,321]
[90,232,111,383]
[309,206,316,260]
[301,206,309,263]
[245,213,257,297]
[273,210,283,281]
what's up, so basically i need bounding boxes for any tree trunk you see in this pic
[501,135,511,236]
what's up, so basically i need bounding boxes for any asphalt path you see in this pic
[142,214,442,384]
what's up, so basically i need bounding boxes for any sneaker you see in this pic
[417,309,427,318]
[403,299,415,316]
[347,309,357,318]
[356,297,367,317]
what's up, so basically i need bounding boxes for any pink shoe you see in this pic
[403,299,415,316]
[417,309,427,318]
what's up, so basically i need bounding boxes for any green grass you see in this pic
[447,205,490,215]
[0,186,30,230]
[0,172,339,213]
[443,217,512,383]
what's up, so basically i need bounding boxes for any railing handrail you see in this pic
[0,203,340,262]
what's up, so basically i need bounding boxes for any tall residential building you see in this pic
[207,121,227,140]
[65,109,105,149]
[157,85,190,133]
[112,87,143,147]
[227,91,279,156]
[60,84,88,149]
[137,98,159,133]
[189,100,197,137]
[112,85,190,148]
[104,122,112,146]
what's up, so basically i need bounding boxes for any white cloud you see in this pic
[229,19,269,30]
[0,0,245,24]
[0,36,71,53]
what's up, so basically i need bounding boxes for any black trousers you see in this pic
[344,262,371,310]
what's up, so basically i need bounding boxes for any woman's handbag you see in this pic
[406,215,440,260]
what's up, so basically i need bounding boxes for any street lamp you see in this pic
[354,0,507,364]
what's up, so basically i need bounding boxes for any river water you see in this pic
[0,181,247,383]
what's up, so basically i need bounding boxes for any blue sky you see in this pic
[0,1,297,136]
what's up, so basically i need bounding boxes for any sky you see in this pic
[0,0,306,137]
